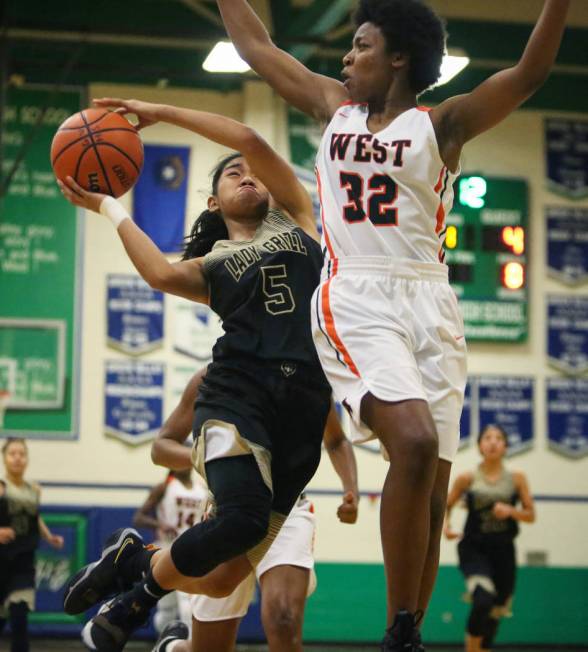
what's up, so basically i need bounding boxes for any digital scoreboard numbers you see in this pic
[445,177,528,342]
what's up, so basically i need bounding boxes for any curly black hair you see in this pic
[182,152,241,260]
[354,0,446,95]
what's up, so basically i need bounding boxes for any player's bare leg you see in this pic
[151,550,253,598]
[417,460,452,614]
[192,616,240,652]
[361,395,439,625]
[260,564,310,652]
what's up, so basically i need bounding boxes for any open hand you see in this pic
[93,97,162,130]
[48,534,65,550]
[57,176,107,214]
[337,491,359,524]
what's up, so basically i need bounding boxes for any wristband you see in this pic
[99,195,131,229]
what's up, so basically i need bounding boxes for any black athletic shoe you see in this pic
[63,527,144,615]
[412,626,426,652]
[381,610,421,652]
[81,595,150,652]
[152,620,190,651]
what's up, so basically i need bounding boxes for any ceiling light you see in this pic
[436,53,470,87]
[203,41,250,73]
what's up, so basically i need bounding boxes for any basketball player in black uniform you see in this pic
[57,98,332,651]
[0,438,64,652]
[444,426,535,652]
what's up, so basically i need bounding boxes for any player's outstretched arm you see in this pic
[433,0,570,166]
[57,177,209,303]
[216,0,346,122]
[151,368,207,471]
[443,472,473,540]
[133,483,169,532]
[323,402,359,524]
[95,98,319,240]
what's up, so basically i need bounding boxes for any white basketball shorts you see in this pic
[191,496,316,622]
[311,257,467,463]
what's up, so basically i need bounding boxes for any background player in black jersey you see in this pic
[58,99,332,651]
[444,426,535,652]
[0,439,64,652]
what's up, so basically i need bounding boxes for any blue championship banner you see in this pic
[104,360,164,445]
[459,381,473,449]
[547,378,588,459]
[546,207,588,285]
[478,376,534,456]
[132,144,190,253]
[107,275,164,355]
[547,295,588,375]
[172,296,223,361]
[545,118,588,199]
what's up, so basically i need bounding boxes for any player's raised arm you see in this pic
[215,0,347,121]
[151,368,207,471]
[433,0,570,165]
[94,98,319,241]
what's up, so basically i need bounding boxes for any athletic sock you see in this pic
[123,569,171,613]
[118,545,158,586]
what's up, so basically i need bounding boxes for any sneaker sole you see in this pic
[63,527,141,615]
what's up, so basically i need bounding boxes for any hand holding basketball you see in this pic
[57,176,107,214]
[93,98,163,131]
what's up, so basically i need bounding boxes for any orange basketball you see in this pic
[51,108,144,198]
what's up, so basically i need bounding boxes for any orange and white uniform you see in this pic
[312,103,467,462]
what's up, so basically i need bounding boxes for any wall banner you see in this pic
[547,295,588,375]
[104,360,164,445]
[172,298,223,362]
[478,376,534,456]
[545,118,588,199]
[546,377,588,458]
[546,207,588,286]
[107,275,164,355]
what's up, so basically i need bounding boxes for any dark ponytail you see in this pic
[182,152,242,260]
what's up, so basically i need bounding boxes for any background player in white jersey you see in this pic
[133,469,210,632]
[150,368,358,652]
[215,1,570,649]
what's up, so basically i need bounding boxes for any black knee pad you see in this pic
[9,601,29,652]
[481,616,499,649]
[467,586,495,636]
[171,456,271,578]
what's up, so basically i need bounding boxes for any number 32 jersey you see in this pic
[315,103,459,263]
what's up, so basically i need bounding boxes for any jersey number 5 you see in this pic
[261,265,296,315]
[340,172,398,226]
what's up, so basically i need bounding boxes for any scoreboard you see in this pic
[445,176,528,342]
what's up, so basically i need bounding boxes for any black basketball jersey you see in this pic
[203,209,325,372]
[1,478,40,561]
[463,467,519,543]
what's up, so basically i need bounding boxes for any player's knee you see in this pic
[397,427,438,482]
[263,599,303,643]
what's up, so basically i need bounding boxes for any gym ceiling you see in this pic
[3,0,588,112]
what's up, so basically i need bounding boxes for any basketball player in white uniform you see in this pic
[133,469,210,631]
[216,1,569,649]
[150,369,357,652]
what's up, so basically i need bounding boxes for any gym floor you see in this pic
[26,642,588,652]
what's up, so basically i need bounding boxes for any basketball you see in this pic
[51,108,144,198]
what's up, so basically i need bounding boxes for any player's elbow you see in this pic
[150,439,166,466]
[239,127,268,159]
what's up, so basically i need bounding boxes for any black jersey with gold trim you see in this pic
[203,209,324,369]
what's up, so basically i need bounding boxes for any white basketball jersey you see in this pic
[315,103,459,263]
[156,476,209,543]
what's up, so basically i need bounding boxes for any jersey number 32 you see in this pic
[340,172,398,226]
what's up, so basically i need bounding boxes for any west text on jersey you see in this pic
[329,133,412,166]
